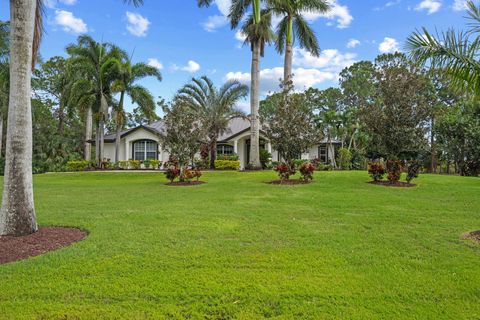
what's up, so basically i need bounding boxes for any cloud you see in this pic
[293,48,357,71]
[202,15,229,32]
[172,60,201,73]
[147,58,163,70]
[453,0,468,11]
[54,10,87,34]
[379,37,400,53]
[374,0,401,11]
[347,39,360,48]
[415,0,442,14]
[302,0,353,29]
[126,12,150,37]
[45,0,77,9]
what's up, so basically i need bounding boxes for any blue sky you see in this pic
[0,0,469,113]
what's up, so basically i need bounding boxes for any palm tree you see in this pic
[176,76,248,169]
[1,0,143,236]
[406,0,480,99]
[112,58,162,162]
[268,0,329,84]
[199,0,269,169]
[67,35,126,165]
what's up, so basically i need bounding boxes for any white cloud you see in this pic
[147,58,163,70]
[453,0,468,11]
[415,0,442,14]
[379,37,400,53]
[293,48,356,71]
[126,12,150,37]
[54,10,87,34]
[45,0,77,9]
[374,0,402,11]
[172,60,201,73]
[302,0,353,29]
[347,39,360,48]
[202,15,228,32]
[235,30,246,42]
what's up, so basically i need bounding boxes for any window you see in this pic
[318,145,328,164]
[133,140,158,161]
[217,144,234,155]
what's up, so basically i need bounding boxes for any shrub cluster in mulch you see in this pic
[463,230,480,242]
[166,181,206,187]
[368,181,416,188]
[0,227,87,265]
[269,180,310,185]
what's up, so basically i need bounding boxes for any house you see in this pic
[101,118,339,169]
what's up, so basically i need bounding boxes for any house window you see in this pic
[133,140,158,161]
[217,144,234,155]
[318,145,328,163]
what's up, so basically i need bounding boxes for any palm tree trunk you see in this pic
[0,116,3,157]
[114,91,125,163]
[430,115,436,173]
[209,137,217,170]
[95,124,100,164]
[99,118,105,165]
[0,0,37,236]
[249,39,262,169]
[84,106,93,161]
[284,17,293,86]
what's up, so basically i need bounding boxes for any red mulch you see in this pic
[368,181,416,188]
[0,227,87,265]
[463,230,480,242]
[269,179,310,185]
[166,181,206,186]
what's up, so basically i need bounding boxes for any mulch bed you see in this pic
[463,230,480,242]
[269,179,310,185]
[0,227,87,265]
[166,181,206,186]
[368,181,416,188]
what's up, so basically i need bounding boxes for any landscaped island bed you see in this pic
[0,171,479,319]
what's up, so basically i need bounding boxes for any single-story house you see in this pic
[101,118,339,170]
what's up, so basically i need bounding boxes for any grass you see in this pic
[0,171,479,319]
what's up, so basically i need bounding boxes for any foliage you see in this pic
[274,162,294,181]
[117,161,129,170]
[194,158,210,170]
[128,160,141,170]
[66,161,94,172]
[149,160,161,169]
[299,163,315,182]
[368,161,386,181]
[261,82,319,171]
[184,168,203,182]
[217,153,239,161]
[386,160,403,183]
[337,148,352,170]
[260,149,271,169]
[214,160,241,171]
[164,166,180,183]
[351,149,367,170]
[406,160,423,184]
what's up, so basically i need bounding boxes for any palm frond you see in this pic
[294,14,320,56]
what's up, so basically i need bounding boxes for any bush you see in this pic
[260,149,272,169]
[337,148,352,170]
[164,167,180,182]
[214,160,240,170]
[184,168,203,182]
[117,161,129,170]
[194,158,210,170]
[150,160,161,169]
[293,159,308,168]
[406,160,422,184]
[143,159,152,169]
[299,163,315,182]
[368,161,386,181]
[386,160,403,182]
[274,162,296,181]
[217,153,239,161]
[128,160,141,170]
[351,150,367,170]
[66,160,94,172]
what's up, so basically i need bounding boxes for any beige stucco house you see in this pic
[102,118,338,169]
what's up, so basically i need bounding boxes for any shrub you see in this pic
[299,163,315,182]
[214,160,240,170]
[337,148,353,170]
[217,153,239,161]
[368,161,386,181]
[351,150,367,170]
[260,149,272,169]
[128,160,141,170]
[194,158,210,170]
[293,159,308,168]
[164,167,180,182]
[406,160,422,184]
[66,160,93,172]
[117,161,129,170]
[274,162,296,181]
[184,168,202,182]
[150,160,161,169]
[143,159,152,169]
[386,160,403,182]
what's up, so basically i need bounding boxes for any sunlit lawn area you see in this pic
[0,171,479,319]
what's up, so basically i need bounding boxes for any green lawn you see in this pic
[0,171,479,319]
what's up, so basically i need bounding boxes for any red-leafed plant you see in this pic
[274,163,293,181]
[368,161,386,181]
[299,163,315,182]
[386,160,403,183]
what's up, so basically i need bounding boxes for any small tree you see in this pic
[161,102,206,182]
[262,82,319,179]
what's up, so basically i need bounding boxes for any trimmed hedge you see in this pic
[214,160,240,170]
[67,161,94,172]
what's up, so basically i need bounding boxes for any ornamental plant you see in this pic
[368,161,386,181]
[164,167,180,183]
[299,163,315,182]
[386,160,403,183]
[275,162,294,181]
[406,160,422,184]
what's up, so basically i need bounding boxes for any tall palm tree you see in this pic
[67,35,126,165]
[198,0,269,169]
[268,0,329,84]
[112,58,162,162]
[176,76,248,169]
[1,0,143,236]
[406,0,480,99]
